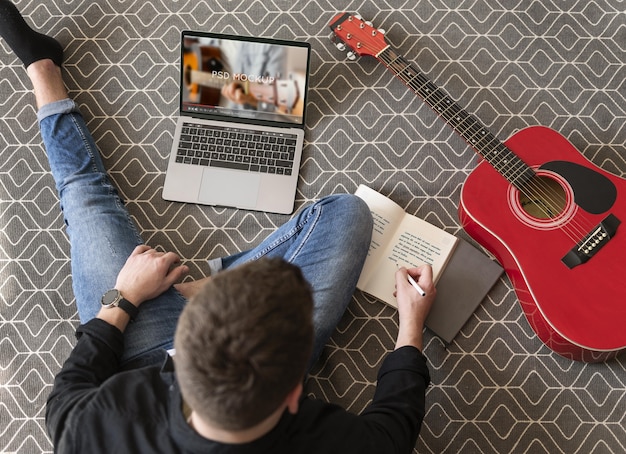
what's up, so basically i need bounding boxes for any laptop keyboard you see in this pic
[175,122,298,175]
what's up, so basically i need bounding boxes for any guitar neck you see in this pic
[378,47,535,188]
[189,69,232,91]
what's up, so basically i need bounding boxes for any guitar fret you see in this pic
[507,160,535,188]
[379,48,535,189]
[466,122,493,148]
[493,146,516,171]
[485,148,502,165]
[454,112,479,138]
[492,145,534,186]
[495,147,515,172]
[408,67,502,155]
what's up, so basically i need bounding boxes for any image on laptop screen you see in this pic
[181,32,310,127]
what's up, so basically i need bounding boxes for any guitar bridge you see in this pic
[562,214,620,269]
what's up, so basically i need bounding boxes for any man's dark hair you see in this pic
[174,258,314,430]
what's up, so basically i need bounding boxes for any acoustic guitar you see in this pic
[329,12,626,362]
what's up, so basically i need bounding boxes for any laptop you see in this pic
[163,30,311,214]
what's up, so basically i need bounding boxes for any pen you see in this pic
[406,273,427,296]
[396,264,426,296]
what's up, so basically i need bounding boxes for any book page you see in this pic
[388,219,457,278]
[355,185,458,307]
[355,185,407,288]
[359,216,458,306]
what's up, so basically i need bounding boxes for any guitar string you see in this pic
[338,34,587,247]
[381,50,594,243]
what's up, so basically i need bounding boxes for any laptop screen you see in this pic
[180,31,310,127]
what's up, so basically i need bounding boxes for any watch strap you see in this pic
[117,298,139,320]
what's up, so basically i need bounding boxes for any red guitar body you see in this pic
[459,126,626,361]
[329,12,626,361]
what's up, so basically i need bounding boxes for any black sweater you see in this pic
[46,318,430,454]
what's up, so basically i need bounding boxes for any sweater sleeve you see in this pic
[45,318,125,447]
[360,345,431,454]
[291,346,430,454]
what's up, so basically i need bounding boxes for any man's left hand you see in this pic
[114,245,189,306]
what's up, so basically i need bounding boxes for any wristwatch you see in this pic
[101,289,139,320]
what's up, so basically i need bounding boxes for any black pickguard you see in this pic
[539,161,617,214]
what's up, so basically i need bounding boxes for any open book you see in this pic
[355,184,503,343]
[355,184,459,304]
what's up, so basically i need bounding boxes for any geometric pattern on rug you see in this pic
[1,1,625,452]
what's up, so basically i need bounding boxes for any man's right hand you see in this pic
[394,265,436,351]
[221,82,258,108]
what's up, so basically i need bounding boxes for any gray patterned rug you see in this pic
[1,1,625,453]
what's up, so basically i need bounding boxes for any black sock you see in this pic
[0,0,63,67]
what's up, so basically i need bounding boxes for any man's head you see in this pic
[174,258,314,431]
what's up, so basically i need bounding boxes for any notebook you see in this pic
[162,30,311,214]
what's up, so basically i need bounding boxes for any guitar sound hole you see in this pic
[518,176,567,219]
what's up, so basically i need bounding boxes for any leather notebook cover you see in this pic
[425,238,503,344]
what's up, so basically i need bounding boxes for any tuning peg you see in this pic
[335,42,346,52]
[379,29,386,34]
[365,21,373,27]
[354,14,362,20]
[346,51,357,61]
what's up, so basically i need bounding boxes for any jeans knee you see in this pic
[348,194,373,232]
[324,193,373,246]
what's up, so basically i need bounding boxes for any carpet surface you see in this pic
[1,1,625,453]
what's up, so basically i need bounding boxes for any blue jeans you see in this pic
[38,99,373,370]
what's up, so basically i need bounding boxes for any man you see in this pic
[1,1,434,452]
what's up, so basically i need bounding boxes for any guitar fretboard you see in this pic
[379,48,535,188]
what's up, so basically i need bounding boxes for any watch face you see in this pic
[101,289,121,307]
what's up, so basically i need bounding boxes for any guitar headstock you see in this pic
[329,13,389,60]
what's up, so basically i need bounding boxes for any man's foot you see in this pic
[0,0,63,67]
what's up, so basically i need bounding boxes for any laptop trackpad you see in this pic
[198,169,260,209]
